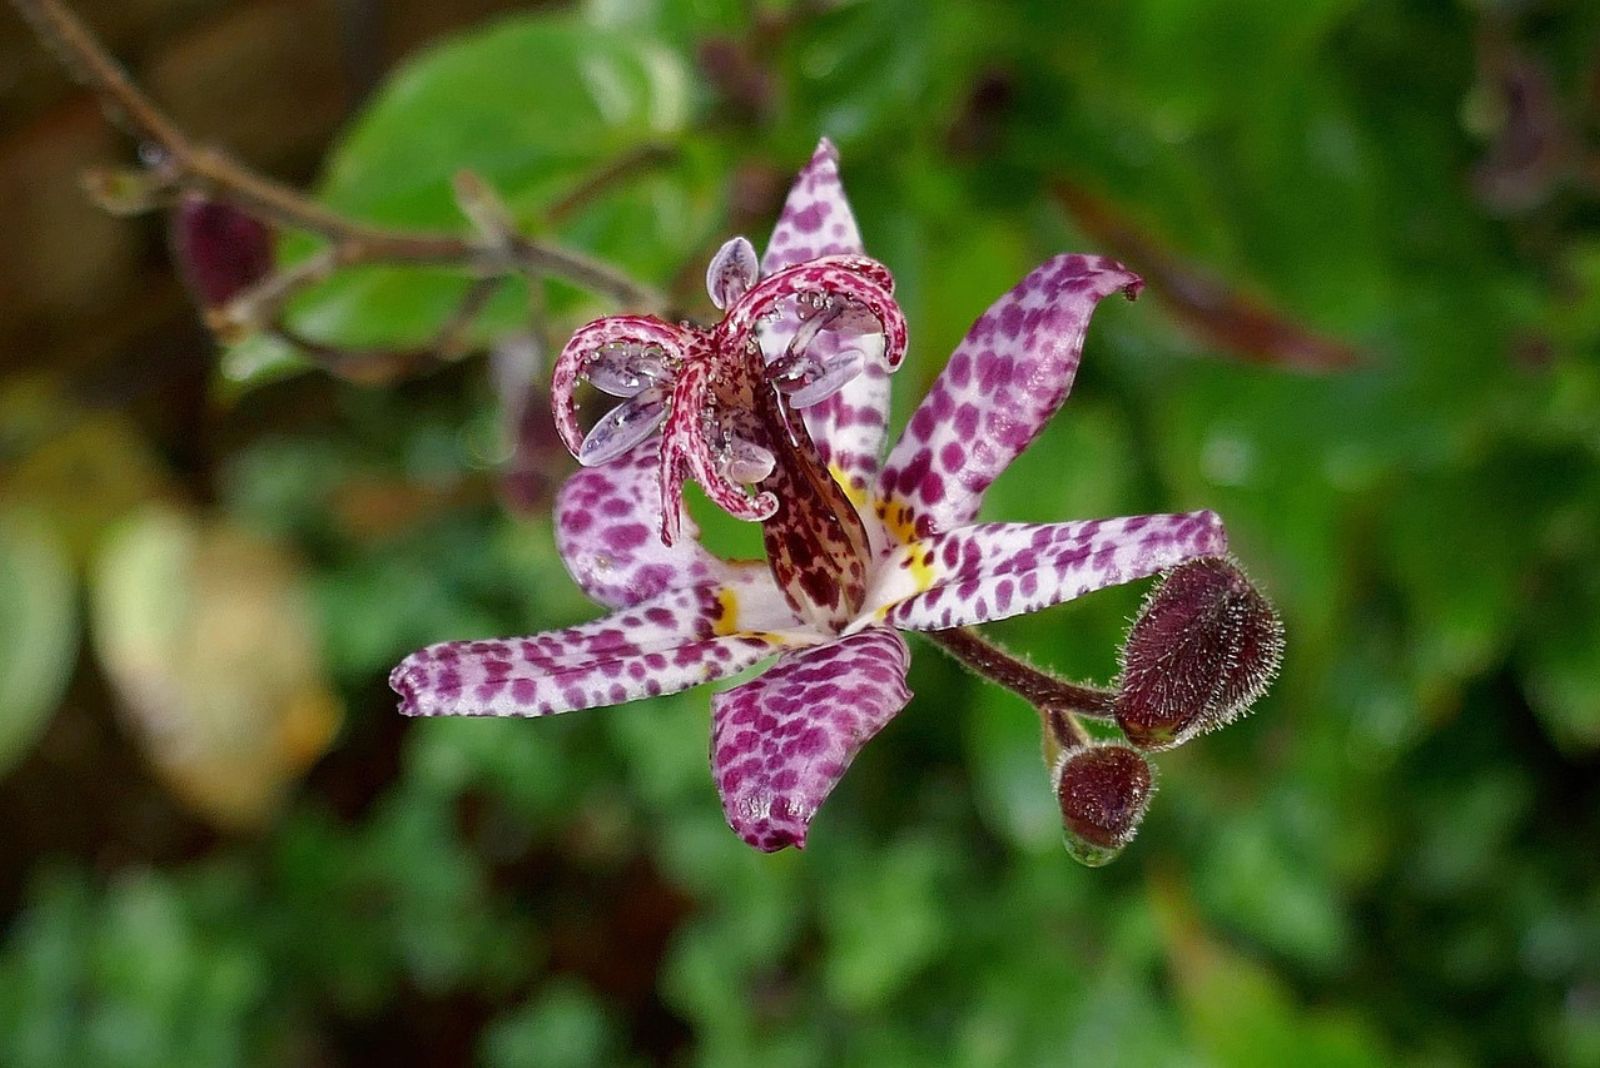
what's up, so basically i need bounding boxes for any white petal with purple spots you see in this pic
[710,627,911,851]
[392,585,816,719]
[556,439,798,622]
[864,512,1228,631]
[761,138,864,275]
[877,254,1143,538]
[761,139,894,497]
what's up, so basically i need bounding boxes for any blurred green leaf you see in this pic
[482,979,624,1068]
[1522,567,1600,754]
[259,13,698,354]
[820,837,951,1008]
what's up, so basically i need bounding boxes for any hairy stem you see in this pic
[926,627,1115,757]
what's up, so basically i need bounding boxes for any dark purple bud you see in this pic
[170,194,274,307]
[1115,556,1284,751]
[1054,743,1154,866]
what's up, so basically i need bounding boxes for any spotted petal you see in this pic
[877,255,1143,538]
[761,139,893,497]
[864,512,1228,631]
[711,627,911,851]
[762,138,864,274]
[392,585,812,718]
[557,438,789,613]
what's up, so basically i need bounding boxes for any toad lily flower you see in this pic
[391,140,1229,851]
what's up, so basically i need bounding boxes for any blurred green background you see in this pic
[3,0,1599,1064]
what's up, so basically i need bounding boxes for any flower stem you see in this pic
[926,627,1114,760]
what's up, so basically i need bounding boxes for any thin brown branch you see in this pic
[433,276,502,360]
[1053,179,1360,372]
[210,246,344,342]
[8,0,664,313]
[10,0,192,151]
[546,142,678,224]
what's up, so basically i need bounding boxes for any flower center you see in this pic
[747,359,872,633]
[552,243,907,632]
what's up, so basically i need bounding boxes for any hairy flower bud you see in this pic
[1114,556,1284,751]
[1054,743,1154,866]
[170,194,274,308]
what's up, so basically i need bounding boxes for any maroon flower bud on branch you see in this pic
[1054,743,1154,867]
[1114,556,1284,751]
[169,194,274,309]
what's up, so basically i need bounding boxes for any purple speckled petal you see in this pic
[760,140,892,497]
[556,438,792,615]
[864,512,1228,632]
[391,585,814,718]
[876,255,1143,539]
[808,360,893,504]
[762,138,865,274]
[711,627,911,851]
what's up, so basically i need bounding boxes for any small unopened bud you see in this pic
[1115,556,1284,751]
[170,194,274,308]
[1054,743,1154,866]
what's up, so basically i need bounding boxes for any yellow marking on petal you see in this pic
[871,495,938,592]
[713,587,741,636]
[830,462,869,508]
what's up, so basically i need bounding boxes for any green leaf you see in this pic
[820,838,950,1008]
[1522,567,1600,754]
[0,510,78,780]
[319,16,691,226]
[267,13,696,350]
[481,979,622,1068]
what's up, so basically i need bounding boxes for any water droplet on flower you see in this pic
[577,387,669,466]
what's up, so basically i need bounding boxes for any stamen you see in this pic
[706,236,759,310]
[719,433,776,484]
[576,386,669,466]
[552,316,691,459]
[587,342,669,397]
[783,349,864,408]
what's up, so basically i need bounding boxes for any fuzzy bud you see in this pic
[1114,556,1283,751]
[1054,743,1154,866]
[170,194,274,308]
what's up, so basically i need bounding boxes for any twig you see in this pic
[546,143,678,224]
[8,0,665,345]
